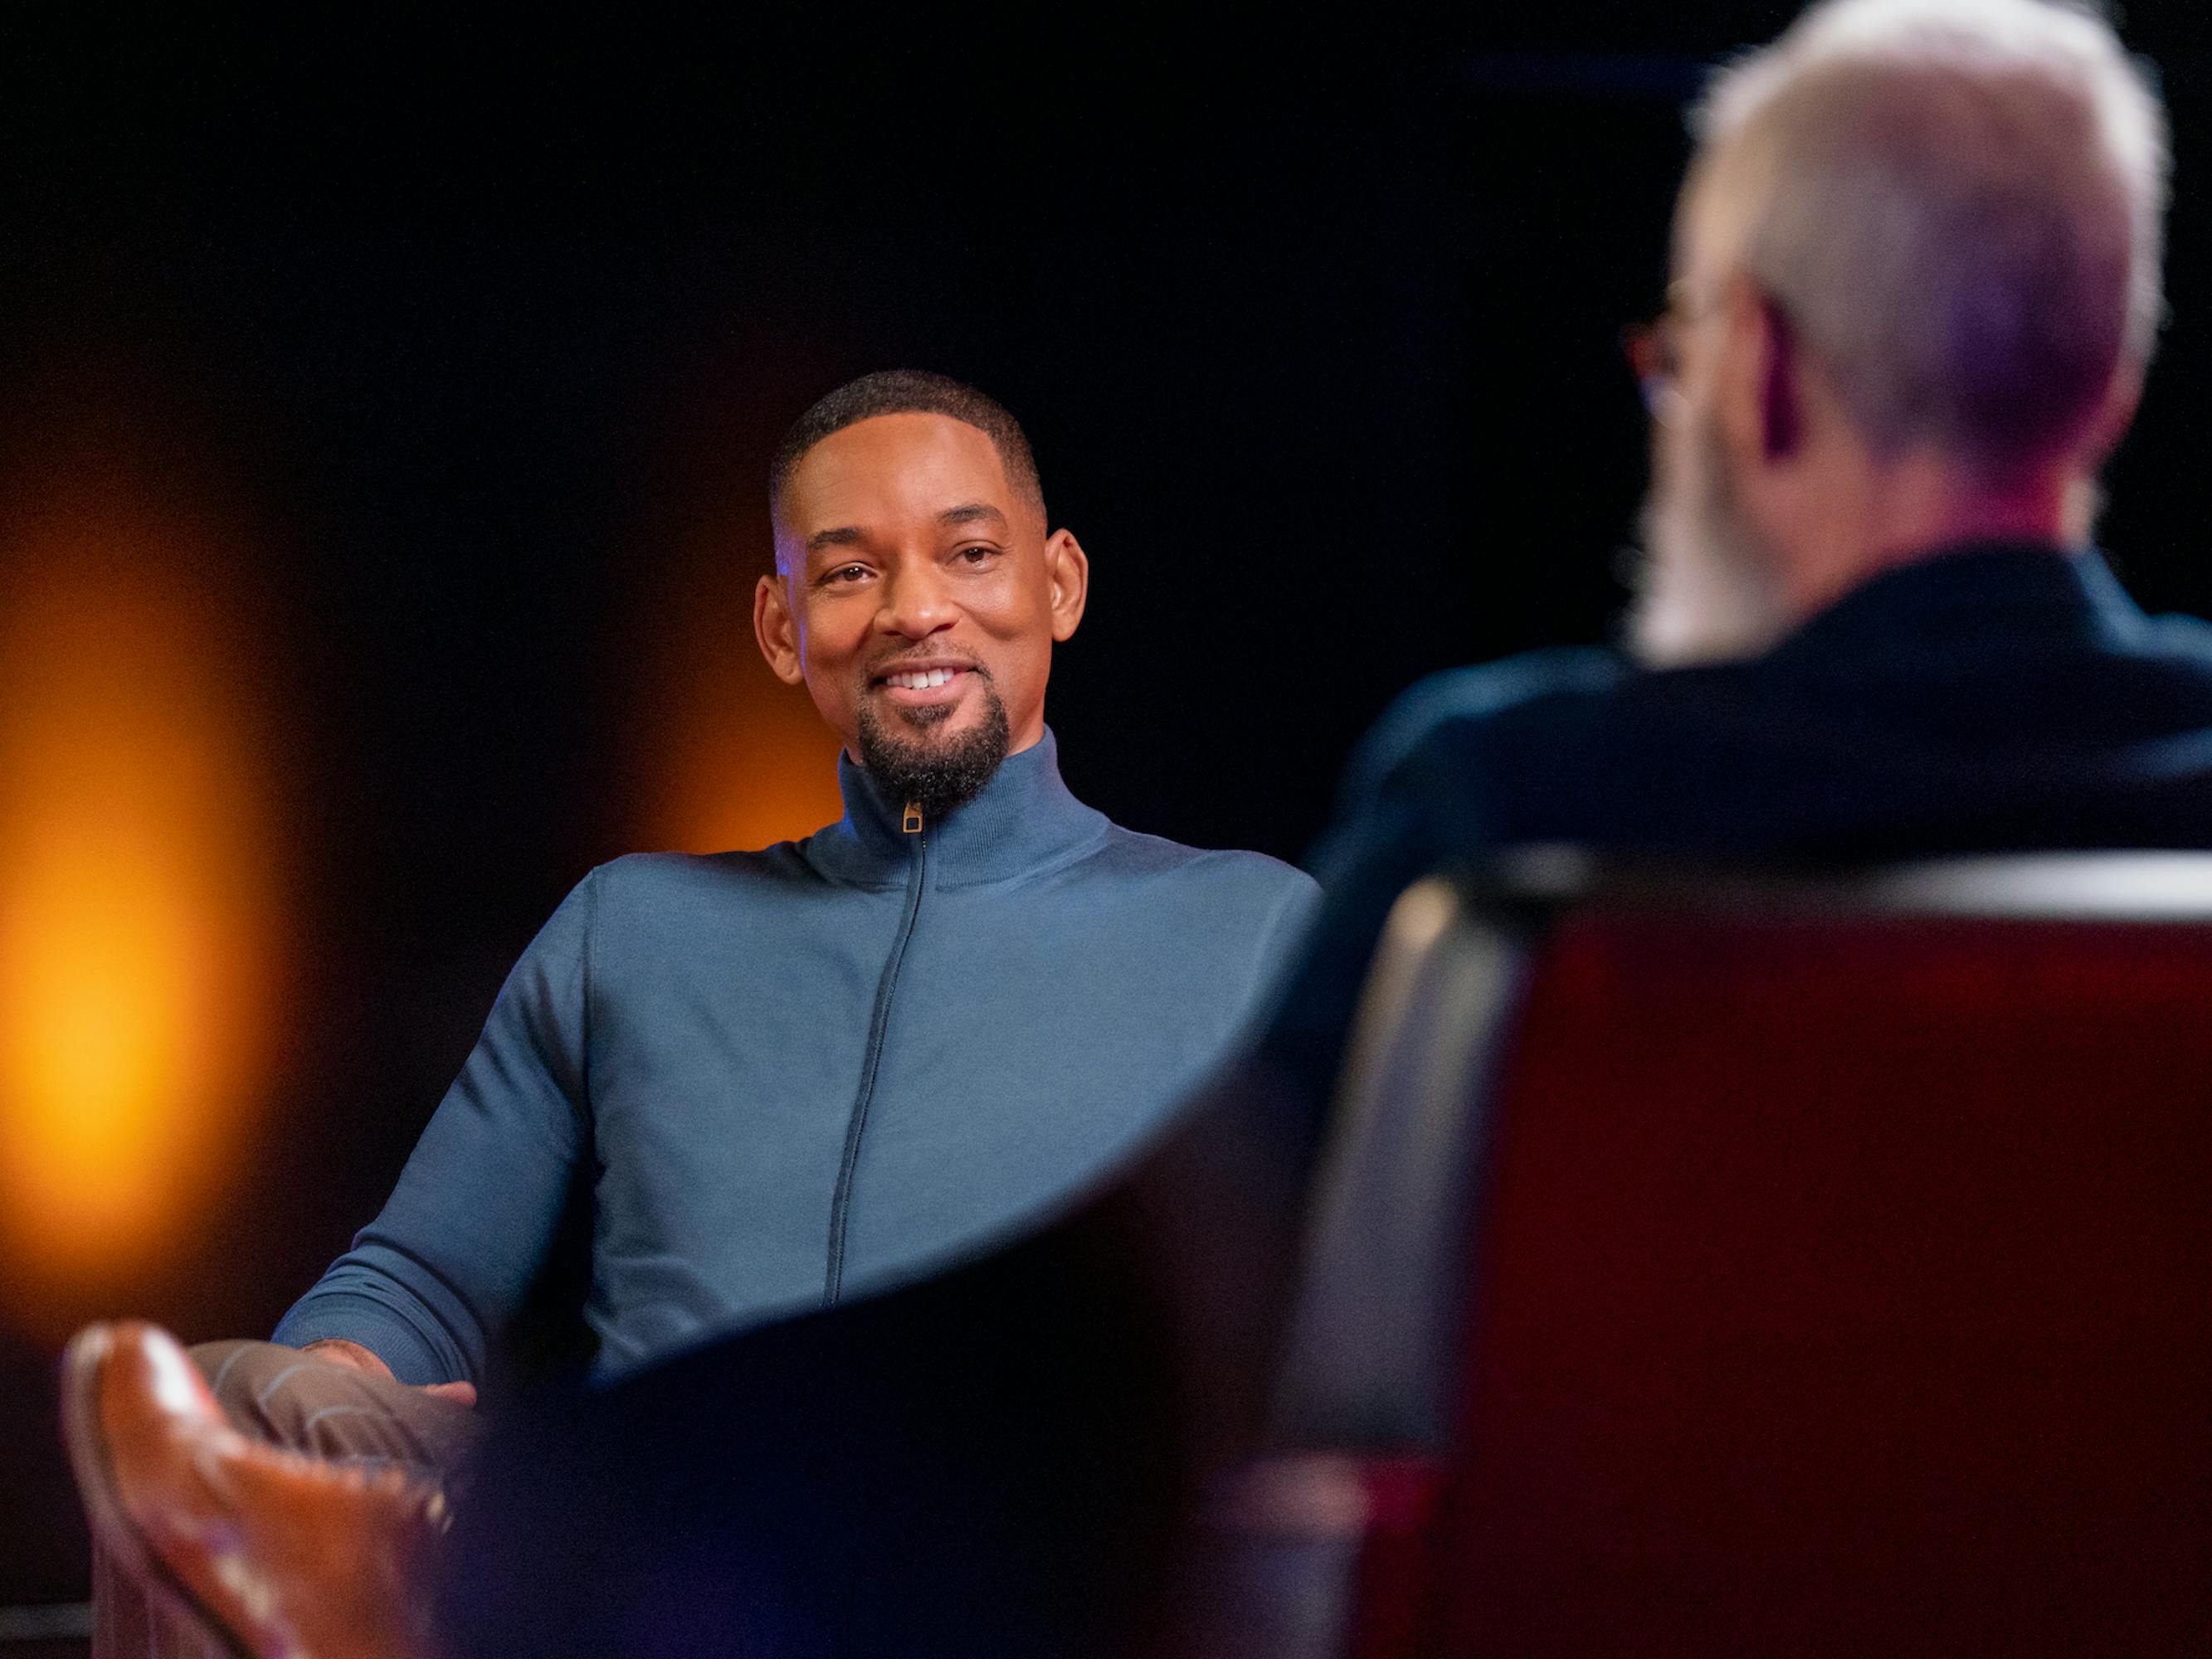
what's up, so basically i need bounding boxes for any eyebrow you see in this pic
[938,502,1008,531]
[804,503,1009,559]
[804,525,867,557]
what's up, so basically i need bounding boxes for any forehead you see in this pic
[777,413,1019,542]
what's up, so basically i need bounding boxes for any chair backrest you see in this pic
[1255,852,2212,1658]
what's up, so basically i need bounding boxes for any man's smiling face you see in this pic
[754,411,1088,810]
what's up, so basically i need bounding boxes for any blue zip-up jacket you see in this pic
[274,730,1317,1384]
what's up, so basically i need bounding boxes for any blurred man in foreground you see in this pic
[66,2,2212,1656]
[1264,0,2208,1091]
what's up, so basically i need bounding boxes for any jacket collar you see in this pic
[800,726,1109,889]
[1764,542,2145,666]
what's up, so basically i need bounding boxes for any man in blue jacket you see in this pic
[253,372,1312,1398]
[77,369,1313,1659]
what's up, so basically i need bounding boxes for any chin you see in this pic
[887,701,967,736]
[1628,426,1792,669]
[855,681,1015,818]
[1629,512,1777,668]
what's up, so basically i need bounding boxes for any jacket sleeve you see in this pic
[270,868,600,1385]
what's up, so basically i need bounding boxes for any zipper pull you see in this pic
[902,800,923,834]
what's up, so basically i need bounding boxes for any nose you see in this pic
[875,559,958,640]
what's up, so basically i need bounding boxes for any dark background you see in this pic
[4,2,2210,1618]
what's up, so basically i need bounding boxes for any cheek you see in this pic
[1659,389,1722,479]
[972,569,1056,638]
[797,602,869,669]
[974,590,1055,672]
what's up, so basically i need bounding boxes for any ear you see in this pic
[753,571,806,685]
[1712,278,1805,465]
[1756,296,1805,462]
[2080,364,2144,469]
[1042,528,1089,643]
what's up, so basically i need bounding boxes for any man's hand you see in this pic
[300,1338,478,1407]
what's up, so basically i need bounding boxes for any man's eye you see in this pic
[823,564,870,584]
[955,545,997,565]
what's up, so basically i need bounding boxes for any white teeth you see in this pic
[886,669,958,689]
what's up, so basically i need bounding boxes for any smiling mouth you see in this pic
[869,659,985,695]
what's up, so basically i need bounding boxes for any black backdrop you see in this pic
[6,3,2211,1610]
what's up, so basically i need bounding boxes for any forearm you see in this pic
[298,1338,394,1379]
[271,1258,480,1385]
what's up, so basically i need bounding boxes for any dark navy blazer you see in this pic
[1264,542,2212,1092]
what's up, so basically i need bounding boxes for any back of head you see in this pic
[1693,0,2168,481]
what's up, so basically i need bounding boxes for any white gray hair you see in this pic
[1693,0,2169,477]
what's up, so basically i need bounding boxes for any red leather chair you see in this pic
[1200,853,2212,1657]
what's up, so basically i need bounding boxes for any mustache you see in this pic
[864,653,993,680]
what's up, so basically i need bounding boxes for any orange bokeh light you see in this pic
[0,489,283,1319]
[643,642,845,856]
[621,345,854,857]
[631,526,844,857]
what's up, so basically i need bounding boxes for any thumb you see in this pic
[420,1379,479,1407]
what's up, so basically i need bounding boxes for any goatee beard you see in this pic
[855,680,1013,820]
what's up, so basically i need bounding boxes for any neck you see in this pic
[806,725,1109,888]
[1779,447,2083,625]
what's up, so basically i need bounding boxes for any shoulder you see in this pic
[1065,825,1319,946]
[1066,830,1318,980]
[568,846,818,933]
[1088,828,1317,903]
[1348,646,1631,796]
[588,845,811,893]
[2132,608,2212,670]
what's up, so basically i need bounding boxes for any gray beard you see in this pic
[855,679,1013,820]
[1625,414,1793,669]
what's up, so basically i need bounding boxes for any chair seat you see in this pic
[1248,857,2212,1657]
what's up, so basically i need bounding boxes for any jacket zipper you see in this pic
[823,800,928,1305]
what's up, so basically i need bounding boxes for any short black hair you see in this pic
[767,369,1045,522]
